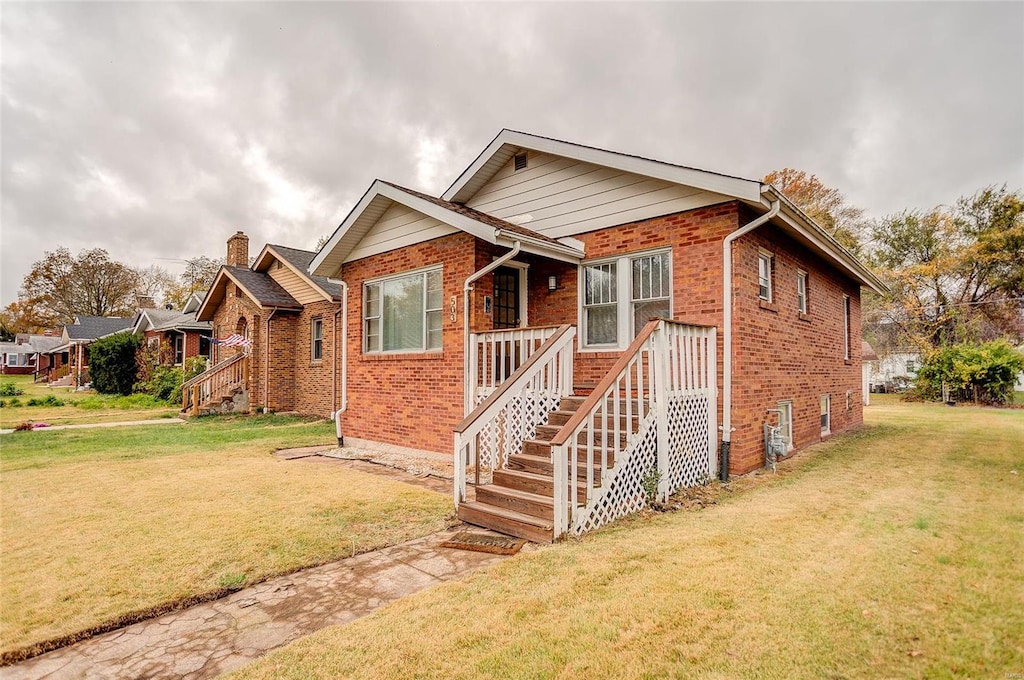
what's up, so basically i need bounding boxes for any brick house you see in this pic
[41,316,133,386]
[302,129,885,541]
[131,294,212,366]
[192,232,343,415]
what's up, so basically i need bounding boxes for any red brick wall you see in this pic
[338,233,477,454]
[210,284,262,410]
[728,224,863,473]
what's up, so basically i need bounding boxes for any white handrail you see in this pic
[454,325,575,508]
[469,325,562,404]
[549,319,717,538]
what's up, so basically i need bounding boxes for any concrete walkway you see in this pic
[0,418,185,435]
[4,527,521,679]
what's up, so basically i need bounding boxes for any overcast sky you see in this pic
[2,2,1022,307]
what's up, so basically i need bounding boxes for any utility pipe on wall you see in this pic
[327,278,349,446]
[720,193,780,480]
[462,241,521,415]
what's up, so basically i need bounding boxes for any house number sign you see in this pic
[449,296,457,322]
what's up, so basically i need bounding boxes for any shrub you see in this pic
[135,365,183,403]
[26,396,65,407]
[5,397,23,408]
[914,340,1024,405]
[89,332,142,395]
[0,382,25,397]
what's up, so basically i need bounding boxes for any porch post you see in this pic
[654,323,670,502]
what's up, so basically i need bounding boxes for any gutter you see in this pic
[463,241,521,415]
[720,191,780,480]
[327,279,349,446]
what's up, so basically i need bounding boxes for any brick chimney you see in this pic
[226,231,249,268]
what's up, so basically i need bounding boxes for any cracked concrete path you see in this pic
[3,528,521,679]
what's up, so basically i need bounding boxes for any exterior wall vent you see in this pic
[513,152,528,171]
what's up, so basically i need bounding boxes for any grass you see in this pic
[0,414,452,658]
[233,401,1024,679]
[0,374,178,428]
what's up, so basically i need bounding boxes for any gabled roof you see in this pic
[253,244,343,300]
[443,129,764,205]
[132,307,211,334]
[441,129,885,294]
[196,265,301,322]
[65,316,133,341]
[309,179,586,277]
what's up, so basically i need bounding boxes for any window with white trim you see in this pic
[311,318,323,362]
[796,270,808,314]
[778,400,794,451]
[758,251,773,302]
[843,295,851,359]
[363,267,443,353]
[582,250,670,349]
[820,394,831,436]
[173,335,184,365]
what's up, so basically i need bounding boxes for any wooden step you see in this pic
[457,501,553,543]
[546,410,576,426]
[521,439,617,468]
[507,453,552,475]
[493,469,590,501]
[476,485,554,520]
[534,424,560,441]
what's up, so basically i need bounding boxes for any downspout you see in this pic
[327,279,349,447]
[720,192,780,481]
[263,308,278,413]
[463,241,521,415]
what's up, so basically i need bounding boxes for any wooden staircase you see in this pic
[456,394,632,543]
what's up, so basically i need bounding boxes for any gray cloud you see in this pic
[3,2,1022,306]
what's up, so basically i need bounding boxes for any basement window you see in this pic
[363,266,443,353]
[513,152,529,171]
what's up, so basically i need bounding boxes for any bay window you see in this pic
[363,267,443,353]
[582,249,671,349]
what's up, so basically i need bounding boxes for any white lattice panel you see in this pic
[474,390,558,471]
[574,414,658,534]
[666,394,712,489]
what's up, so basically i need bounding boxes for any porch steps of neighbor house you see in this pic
[457,390,638,543]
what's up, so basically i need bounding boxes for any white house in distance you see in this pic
[867,349,921,392]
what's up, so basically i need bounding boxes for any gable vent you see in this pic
[513,152,528,171]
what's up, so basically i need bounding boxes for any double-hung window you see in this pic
[311,318,323,362]
[363,267,443,353]
[582,250,671,349]
[796,271,808,314]
[758,251,773,302]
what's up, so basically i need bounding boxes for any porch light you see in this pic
[548,275,558,292]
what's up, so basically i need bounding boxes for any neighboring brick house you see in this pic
[131,293,212,366]
[41,316,133,386]
[305,130,885,540]
[194,232,343,415]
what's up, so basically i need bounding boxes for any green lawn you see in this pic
[0,374,178,428]
[234,401,1024,680]
[0,415,452,659]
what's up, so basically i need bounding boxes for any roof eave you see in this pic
[442,129,763,204]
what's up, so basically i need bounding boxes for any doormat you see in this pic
[441,531,526,555]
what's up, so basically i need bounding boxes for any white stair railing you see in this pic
[549,319,717,538]
[454,325,575,508]
[469,325,562,406]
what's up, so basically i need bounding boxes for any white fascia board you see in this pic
[442,129,763,204]
[773,204,887,295]
[495,231,583,264]
[264,245,334,302]
[309,181,385,278]
[132,313,152,335]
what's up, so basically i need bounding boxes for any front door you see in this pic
[493,267,521,329]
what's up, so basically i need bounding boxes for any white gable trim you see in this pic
[132,312,154,335]
[443,129,763,205]
[309,180,584,278]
